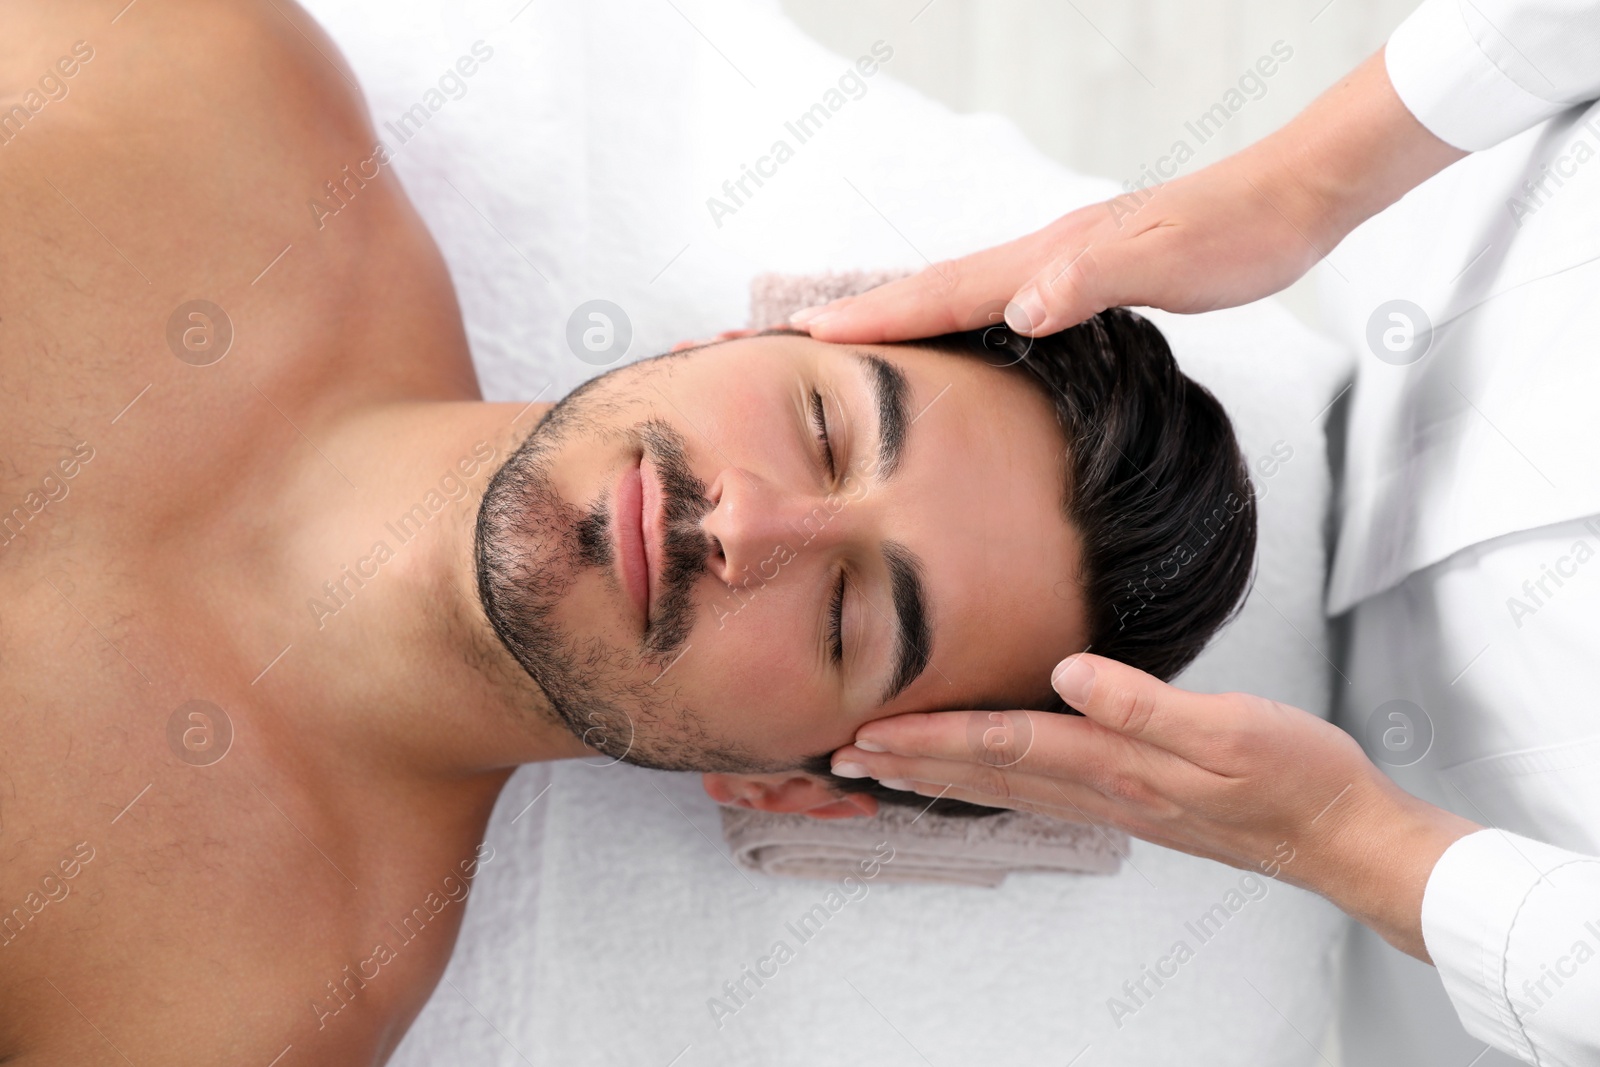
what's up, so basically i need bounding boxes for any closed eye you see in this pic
[809,388,836,481]
[827,570,846,665]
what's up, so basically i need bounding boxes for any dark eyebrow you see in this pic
[847,353,924,702]
[879,540,931,704]
[854,352,910,479]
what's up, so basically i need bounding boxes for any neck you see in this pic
[264,398,590,781]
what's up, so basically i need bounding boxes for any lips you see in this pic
[615,455,664,625]
[639,453,663,611]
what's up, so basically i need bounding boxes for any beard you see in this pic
[473,376,754,772]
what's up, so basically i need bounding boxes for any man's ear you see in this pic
[702,772,878,820]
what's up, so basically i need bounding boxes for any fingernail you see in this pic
[854,738,888,753]
[1005,290,1045,335]
[1052,654,1096,706]
[789,304,829,327]
[831,760,870,779]
[878,779,915,791]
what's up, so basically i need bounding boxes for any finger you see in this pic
[873,760,1122,818]
[1050,654,1242,760]
[881,777,1217,864]
[851,707,1185,786]
[834,738,1194,820]
[1012,230,1184,335]
[670,328,759,353]
[874,775,1075,819]
[889,781,1088,823]
[875,774,1137,831]
[794,232,1055,344]
[852,707,1105,766]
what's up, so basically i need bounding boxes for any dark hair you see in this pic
[807,307,1257,815]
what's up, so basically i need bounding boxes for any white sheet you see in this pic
[295,1,1357,1063]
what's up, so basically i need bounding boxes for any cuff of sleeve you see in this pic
[1420,828,1576,1060]
[1386,0,1569,151]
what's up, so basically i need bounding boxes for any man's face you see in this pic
[475,332,1087,772]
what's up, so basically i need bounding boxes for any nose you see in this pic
[700,468,855,586]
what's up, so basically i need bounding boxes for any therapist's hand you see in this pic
[790,50,1464,342]
[831,653,1480,961]
[793,154,1329,341]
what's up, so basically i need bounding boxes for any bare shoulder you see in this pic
[4,0,365,99]
[0,0,475,504]
[2,0,367,115]
[0,0,378,227]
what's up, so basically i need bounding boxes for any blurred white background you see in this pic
[778,0,1419,326]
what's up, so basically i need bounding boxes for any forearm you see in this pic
[1241,48,1468,255]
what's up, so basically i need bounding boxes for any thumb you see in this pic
[1051,653,1225,757]
[1008,241,1149,336]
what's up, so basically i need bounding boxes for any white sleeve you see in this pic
[1385,0,1600,150]
[1421,828,1600,1067]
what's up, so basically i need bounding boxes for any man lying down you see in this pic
[1,1,1252,1063]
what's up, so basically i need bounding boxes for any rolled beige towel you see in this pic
[718,269,1129,887]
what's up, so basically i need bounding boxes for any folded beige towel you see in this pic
[748,269,916,330]
[722,805,1126,887]
[719,270,1128,887]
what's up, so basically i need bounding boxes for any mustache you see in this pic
[638,421,713,659]
[573,420,713,661]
